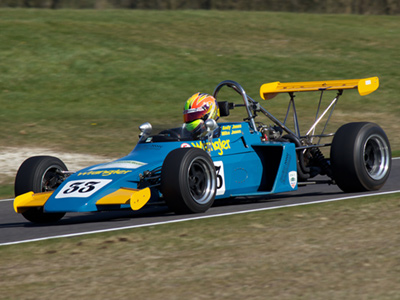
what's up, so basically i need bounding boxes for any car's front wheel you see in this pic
[330,122,391,192]
[161,148,217,214]
[15,156,67,223]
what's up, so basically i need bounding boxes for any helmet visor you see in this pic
[183,108,207,123]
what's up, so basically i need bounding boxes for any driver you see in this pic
[183,92,219,138]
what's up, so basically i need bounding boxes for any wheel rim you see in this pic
[363,134,390,180]
[41,165,64,192]
[187,157,215,205]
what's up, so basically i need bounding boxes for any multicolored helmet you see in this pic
[183,93,219,135]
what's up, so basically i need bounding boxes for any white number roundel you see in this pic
[55,179,112,199]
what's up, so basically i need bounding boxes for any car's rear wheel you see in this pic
[330,122,391,192]
[161,148,217,214]
[15,156,67,223]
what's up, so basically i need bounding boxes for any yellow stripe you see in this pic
[96,188,138,205]
[96,187,151,211]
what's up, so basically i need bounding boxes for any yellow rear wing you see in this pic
[260,77,379,100]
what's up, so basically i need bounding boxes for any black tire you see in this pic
[15,156,67,223]
[160,148,217,214]
[330,122,391,192]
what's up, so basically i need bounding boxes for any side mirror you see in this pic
[139,122,152,137]
[218,101,230,117]
[205,119,218,132]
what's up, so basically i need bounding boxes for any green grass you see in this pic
[0,9,399,158]
[0,184,13,198]
[392,150,400,157]
[1,193,400,299]
[0,11,399,298]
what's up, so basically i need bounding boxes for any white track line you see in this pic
[0,198,13,202]
[1,189,399,247]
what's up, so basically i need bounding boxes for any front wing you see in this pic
[14,187,151,213]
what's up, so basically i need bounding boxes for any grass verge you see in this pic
[0,183,13,199]
[1,9,399,193]
[1,193,399,299]
[0,9,399,157]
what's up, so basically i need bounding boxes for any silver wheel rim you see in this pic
[187,157,216,205]
[40,165,63,192]
[363,134,390,180]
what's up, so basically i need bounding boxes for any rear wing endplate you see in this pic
[260,77,379,100]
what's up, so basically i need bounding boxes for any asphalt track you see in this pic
[1,158,399,246]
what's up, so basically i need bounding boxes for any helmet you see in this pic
[183,93,219,136]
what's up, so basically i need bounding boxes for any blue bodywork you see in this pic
[16,78,390,221]
[43,121,297,213]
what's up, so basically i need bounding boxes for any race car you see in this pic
[13,78,392,223]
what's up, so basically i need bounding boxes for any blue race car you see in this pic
[14,79,392,223]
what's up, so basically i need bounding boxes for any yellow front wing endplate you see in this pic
[13,191,53,213]
[95,187,151,211]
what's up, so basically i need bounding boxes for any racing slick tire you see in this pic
[161,148,217,214]
[330,122,391,193]
[15,156,67,223]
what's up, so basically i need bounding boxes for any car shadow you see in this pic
[1,189,348,228]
